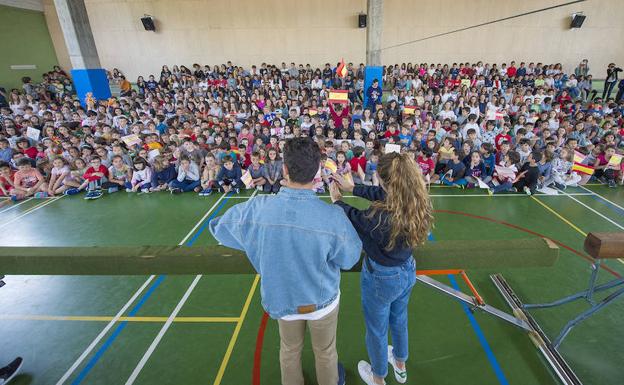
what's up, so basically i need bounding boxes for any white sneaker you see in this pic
[357,360,385,385]
[388,346,407,384]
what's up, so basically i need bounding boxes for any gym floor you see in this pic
[0,185,622,385]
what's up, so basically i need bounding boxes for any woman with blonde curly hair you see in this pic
[331,152,433,385]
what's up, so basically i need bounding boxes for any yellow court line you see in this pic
[531,196,624,266]
[213,274,260,385]
[0,315,240,323]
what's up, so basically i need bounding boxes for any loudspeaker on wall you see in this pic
[570,13,586,28]
[141,16,155,31]
[358,14,367,28]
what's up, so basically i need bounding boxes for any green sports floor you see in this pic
[0,184,623,385]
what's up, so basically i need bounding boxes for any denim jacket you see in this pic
[209,187,362,319]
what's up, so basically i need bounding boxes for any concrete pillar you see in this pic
[53,0,110,104]
[366,0,383,66]
[53,0,100,69]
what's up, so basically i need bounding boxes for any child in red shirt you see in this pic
[80,156,109,199]
[0,162,15,196]
[417,148,435,181]
[349,147,368,184]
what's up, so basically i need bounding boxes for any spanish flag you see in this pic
[403,106,416,115]
[328,89,349,104]
[572,162,594,175]
[336,58,347,78]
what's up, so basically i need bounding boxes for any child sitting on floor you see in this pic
[262,149,282,194]
[199,153,219,196]
[170,155,201,194]
[80,156,109,200]
[47,157,70,196]
[217,155,242,194]
[487,151,520,194]
[130,157,152,193]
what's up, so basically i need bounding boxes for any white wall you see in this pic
[43,0,624,79]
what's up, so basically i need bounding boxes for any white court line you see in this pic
[579,185,624,212]
[0,197,33,215]
[557,189,624,266]
[558,189,624,231]
[54,276,156,385]
[124,190,258,385]
[0,196,63,230]
[123,275,202,385]
[227,192,595,199]
[56,193,230,385]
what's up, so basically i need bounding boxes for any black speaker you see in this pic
[570,14,586,28]
[358,14,367,28]
[141,16,155,31]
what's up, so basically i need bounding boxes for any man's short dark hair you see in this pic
[283,137,321,184]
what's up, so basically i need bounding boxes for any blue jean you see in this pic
[170,179,200,192]
[361,256,416,378]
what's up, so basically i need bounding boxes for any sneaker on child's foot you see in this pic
[487,188,493,196]
[107,186,119,194]
[126,188,133,192]
[553,182,565,190]
[523,186,532,195]
[92,190,103,199]
[608,179,616,188]
[83,191,94,200]
[199,189,212,197]
[357,361,385,385]
[234,188,240,194]
[388,346,407,384]
[0,356,23,384]
[170,188,182,194]
[64,188,80,196]
[34,192,48,199]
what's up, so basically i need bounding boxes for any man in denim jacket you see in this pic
[210,137,361,385]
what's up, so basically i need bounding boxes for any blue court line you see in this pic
[70,275,166,385]
[69,193,232,384]
[585,191,624,217]
[448,275,510,385]
[428,233,509,385]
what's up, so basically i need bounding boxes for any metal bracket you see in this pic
[491,274,583,385]
[416,275,532,331]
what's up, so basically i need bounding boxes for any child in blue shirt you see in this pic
[217,155,242,194]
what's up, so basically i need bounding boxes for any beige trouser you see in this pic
[277,305,339,385]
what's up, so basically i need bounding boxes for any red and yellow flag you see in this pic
[572,162,594,175]
[328,89,349,104]
[336,58,347,78]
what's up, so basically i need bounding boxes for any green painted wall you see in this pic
[0,5,59,91]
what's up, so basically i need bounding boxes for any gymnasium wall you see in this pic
[41,0,624,81]
[381,0,624,78]
[0,4,59,90]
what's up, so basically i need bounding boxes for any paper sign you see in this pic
[324,159,338,173]
[328,89,349,104]
[147,149,160,162]
[494,165,516,179]
[121,134,142,147]
[26,127,40,142]
[384,143,401,154]
[608,154,623,167]
[537,186,559,195]
[474,177,490,189]
[241,170,253,188]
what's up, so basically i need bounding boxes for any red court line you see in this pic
[251,209,621,384]
[253,311,270,385]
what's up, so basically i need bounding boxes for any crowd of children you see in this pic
[0,60,623,202]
